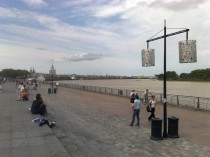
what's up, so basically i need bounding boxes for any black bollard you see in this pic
[48,88,51,94]
[168,117,179,138]
[150,118,163,140]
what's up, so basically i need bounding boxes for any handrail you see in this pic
[55,82,210,111]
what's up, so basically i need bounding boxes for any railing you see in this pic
[57,82,210,111]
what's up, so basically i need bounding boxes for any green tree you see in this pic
[167,71,178,80]
[1,69,29,78]
[155,74,164,80]
[156,68,210,81]
[156,71,178,80]
[180,73,189,80]
[190,69,210,80]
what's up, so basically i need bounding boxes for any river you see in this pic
[58,79,210,98]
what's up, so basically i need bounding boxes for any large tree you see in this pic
[1,69,29,78]
[155,71,178,80]
[180,73,189,80]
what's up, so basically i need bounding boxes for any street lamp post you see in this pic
[52,70,54,94]
[49,64,56,94]
[142,20,197,138]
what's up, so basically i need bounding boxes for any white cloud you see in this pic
[149,0,208,10]
[62,0,95,6]
[0,7,16,18]
[93,0,142,18]
[0,7,130,55]
[54,53,106,62]
[94,6,124,18]
[21,0,47,7]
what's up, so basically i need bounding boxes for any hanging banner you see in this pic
[179,40,197,63]
[141,49,155,67]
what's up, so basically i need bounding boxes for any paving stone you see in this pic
[1,82,210,157]
[0,83,70,157]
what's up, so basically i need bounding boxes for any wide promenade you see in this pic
[0,82,210,157]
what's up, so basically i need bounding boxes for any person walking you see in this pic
[130,94,141,126]
[148,95,156,121]
[130,90,135,109]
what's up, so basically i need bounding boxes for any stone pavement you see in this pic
[0,82,210,157]
[0,82,70,157]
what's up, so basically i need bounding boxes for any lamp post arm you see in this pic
[147,29,189,43]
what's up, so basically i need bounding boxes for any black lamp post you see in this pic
[49,64,56,94]
[142,20,197,138]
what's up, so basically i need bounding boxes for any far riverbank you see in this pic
[58,79,210,98]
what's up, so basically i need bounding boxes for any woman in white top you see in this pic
[148,95,156,121]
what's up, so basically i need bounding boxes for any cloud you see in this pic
[149,0,207,11]
[0,7,17,18]
[53,53,106,62]
[94,5,124,18]
[21,0,47,7]
[92,0,142,18]
[62,0,95,6]
[0,7,128,57]
[37,47,46,51]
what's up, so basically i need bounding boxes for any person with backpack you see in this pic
[130,90,136,109]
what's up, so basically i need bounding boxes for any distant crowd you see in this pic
[16,80,47,116]
[15,80,55,127]
[16,80,38,101]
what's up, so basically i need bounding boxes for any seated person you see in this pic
[31,93,47,115]
[17,89,29,101]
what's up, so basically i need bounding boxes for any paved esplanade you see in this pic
[0,82,209,157]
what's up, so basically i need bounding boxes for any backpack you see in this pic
[131,92,135,98]
[146,101,151,112]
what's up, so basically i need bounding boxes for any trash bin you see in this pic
[150,118,163,140]
[54,88,57,94]
[168,117,179,138]
[48,88,51,94]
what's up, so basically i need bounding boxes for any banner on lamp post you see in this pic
[141,49,155,67]
[179,40,197,63]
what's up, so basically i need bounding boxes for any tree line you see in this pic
[155,68,210,81]
[1,68,210,81]
[0,69,29,79]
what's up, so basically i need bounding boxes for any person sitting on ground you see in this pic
[0,82,3,90]
[30,93,47,115]
[17,89,29,101]
[32,82,38,90]
[18,83,25,92]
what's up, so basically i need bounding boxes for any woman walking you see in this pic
[148,95,156,121]
[130,94,141,126]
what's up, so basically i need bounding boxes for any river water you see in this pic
[58,79,210,98]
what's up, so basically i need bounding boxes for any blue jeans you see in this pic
[131,109,140,125]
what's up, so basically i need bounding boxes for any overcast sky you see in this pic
[0,0,209,76]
